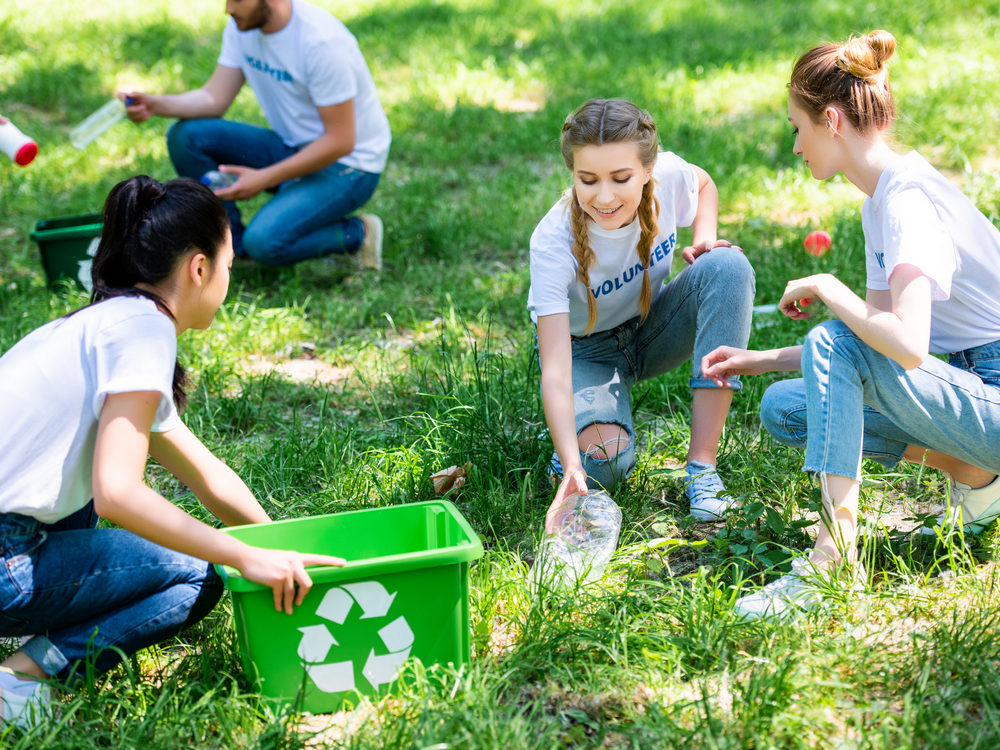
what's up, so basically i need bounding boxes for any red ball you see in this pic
[804,230,832,257]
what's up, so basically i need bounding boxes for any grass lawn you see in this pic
[4,0,1000,747]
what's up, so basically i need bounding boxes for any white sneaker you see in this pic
[734,558,821,620]
[918,474,1000,536]
[735,558,866,621]
[0,668,51,730]
[357,214,383,272]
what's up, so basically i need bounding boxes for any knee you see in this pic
[165,119,195,159]
[802,320,856,367]
[695,246,756,300]
[579,423,630,459]
[704,246,754,280]
[579,423,634,492]
[241,222,284,266]
[760,380,807,445]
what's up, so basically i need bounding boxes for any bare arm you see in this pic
[149,421,269,527]
[213,100,356,200]
[537,314,588,530]
[124,65,245,122]
[94,392,345,613]
[681,164,730,264]
[779,263,932,369]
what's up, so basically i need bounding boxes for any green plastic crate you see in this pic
[215,500,483,712]
[29,213,103,292]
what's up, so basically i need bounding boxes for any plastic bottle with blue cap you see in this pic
[70,96,134,149]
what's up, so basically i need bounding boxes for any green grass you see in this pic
[5,0,1000,747]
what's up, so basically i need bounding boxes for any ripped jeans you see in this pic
[546,247,754,491]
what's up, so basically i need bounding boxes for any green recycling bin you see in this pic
[29,214,103,292]
[215,500,483,713]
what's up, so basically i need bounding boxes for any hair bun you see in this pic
[837,29,896,85]
[865,29,897,68]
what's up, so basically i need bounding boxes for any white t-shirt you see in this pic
[0,296,180,523]
[527,152,699,335]
[218,0,391,173]
[863,151,1000,353]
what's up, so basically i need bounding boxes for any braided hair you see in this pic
[560,99,661,334]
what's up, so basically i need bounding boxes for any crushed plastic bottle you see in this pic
[535,490,622,588]
[200,170,239,191]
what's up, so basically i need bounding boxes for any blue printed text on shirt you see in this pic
[591,233,676,299]
[245,56,293,83]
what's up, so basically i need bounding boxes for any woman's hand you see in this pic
[545,468,588,534]
[681,238,738,265]
[236,547,347,614]
[778,273,836,319]
[701,346,771,387]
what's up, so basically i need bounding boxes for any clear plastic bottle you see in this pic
[0,120,38,166]
[200,170,239,191]
[537,490,622,587]
[70,97,131,150]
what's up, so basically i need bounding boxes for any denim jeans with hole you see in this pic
[761,320,1000,480]
[0,502,222,680]
[166,118,380,266]
[547,247,755,490]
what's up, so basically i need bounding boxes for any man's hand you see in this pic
[212,165,271,201]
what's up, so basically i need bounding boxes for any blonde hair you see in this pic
[560,98,661,334]
[789,29,897,132]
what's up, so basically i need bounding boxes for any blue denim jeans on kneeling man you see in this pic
[167,118,381,267]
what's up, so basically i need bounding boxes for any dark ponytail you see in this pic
[89,175,229,410]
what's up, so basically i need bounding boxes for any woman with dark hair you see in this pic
[704,31,1000,619]
[0,176,344,727]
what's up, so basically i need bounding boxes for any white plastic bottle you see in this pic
[0,120,38,166]
[538,490,622,587]
[70,97,131,150]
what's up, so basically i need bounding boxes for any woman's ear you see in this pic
[824,106,842,136]
[186,251,211,288]
[643,165,654,184]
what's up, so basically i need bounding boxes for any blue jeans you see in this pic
[552,247,755,490]
[0,502,222,680]
[761,320,1000,480]
[166,119,380,266]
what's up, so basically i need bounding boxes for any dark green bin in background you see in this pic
[29,214,103,292]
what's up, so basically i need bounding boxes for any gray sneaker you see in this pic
[684,462,735,520]
[918,475,1000,536]
[357,214,383,272]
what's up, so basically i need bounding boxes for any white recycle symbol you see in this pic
[296,581,414,694]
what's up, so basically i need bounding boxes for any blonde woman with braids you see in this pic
[528,98,755,529]
[704,30,1000,619]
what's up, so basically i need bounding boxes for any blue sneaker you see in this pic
[685,461,735,520]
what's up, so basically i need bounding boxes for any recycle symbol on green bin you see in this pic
[296,581,414,693]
